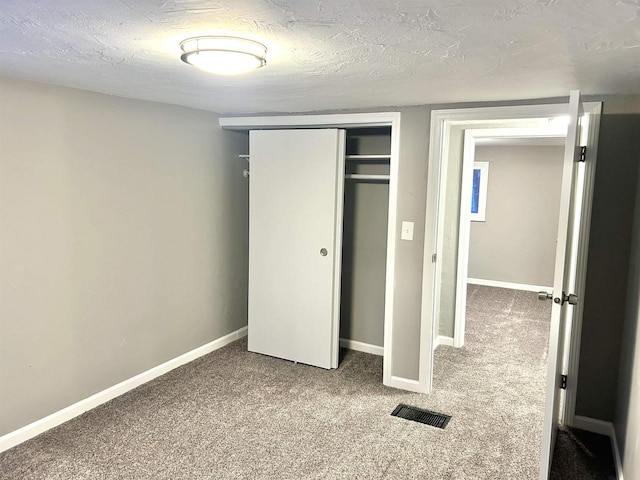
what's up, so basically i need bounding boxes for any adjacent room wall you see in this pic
[615,138,640,480]
[576,101,640,421]
[468,145,564,287]
[0,77,249,436]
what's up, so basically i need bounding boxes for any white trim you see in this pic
[0,326,248,454]
[219,112,399,130]
[573,415,614,436]
[572,416,624,480]
[454,130,475,347]
[339,338,384,356]
[220,112,402,391]
[430,103,570,125]
[384,114,401,387]
[467,277,553,293]
[434,336,455,348]
[389,376,421,393]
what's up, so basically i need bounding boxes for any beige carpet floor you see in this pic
[1,285,551,479]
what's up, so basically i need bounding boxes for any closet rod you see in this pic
[237,155,250,177]
[345,174,390,181]
[345,154,391,160]
[241,154,390,161]
[241,154,389,162]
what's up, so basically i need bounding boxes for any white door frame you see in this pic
[454,127,568,349]
[219,112,404,390]
[421,101,601,414]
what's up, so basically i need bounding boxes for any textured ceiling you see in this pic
[1,0,639,114]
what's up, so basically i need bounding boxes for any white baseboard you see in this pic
[467,277,553,293]
[0,326,248,454]
[573,415,612,435]
[573,415,624,480]
[339,338,384,356]
[611,426,624,480]
[389,376,422,393]
[434,336,454,348]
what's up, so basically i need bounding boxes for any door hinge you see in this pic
[432,253,437,263]
[560,374,567,390]
[579,146,587,162]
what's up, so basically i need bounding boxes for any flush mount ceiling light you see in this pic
[180,36,267,75]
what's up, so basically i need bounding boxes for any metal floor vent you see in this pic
[391,404,451,429]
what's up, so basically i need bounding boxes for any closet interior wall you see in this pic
[340,128,391,349]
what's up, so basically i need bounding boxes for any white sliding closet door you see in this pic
[248,129,345,369]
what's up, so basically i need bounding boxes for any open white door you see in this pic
[539,91,585,478]
[248,129,345,370]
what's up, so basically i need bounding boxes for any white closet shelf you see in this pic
[345,154,391,161]
[345,174,390,181]
[243,154,389,162]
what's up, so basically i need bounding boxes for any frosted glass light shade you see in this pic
[180,36,267,75]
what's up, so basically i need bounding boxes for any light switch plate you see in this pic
[401,221,414,241]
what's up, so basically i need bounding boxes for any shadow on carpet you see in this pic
[550,426,616,479]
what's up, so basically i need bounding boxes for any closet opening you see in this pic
[220,112,404,390]
[340,127,391,360]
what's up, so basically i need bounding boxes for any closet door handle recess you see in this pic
[320,248,328,257]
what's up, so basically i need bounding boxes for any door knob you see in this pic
[538,292,553,301]
[564,293,579,305]
[320,248,328,256]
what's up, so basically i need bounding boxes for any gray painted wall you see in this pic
[340,181,388,346]
[390,107,430,380]
[468,145,563,287]
[0,77,249,435]
[615,135,640,480]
